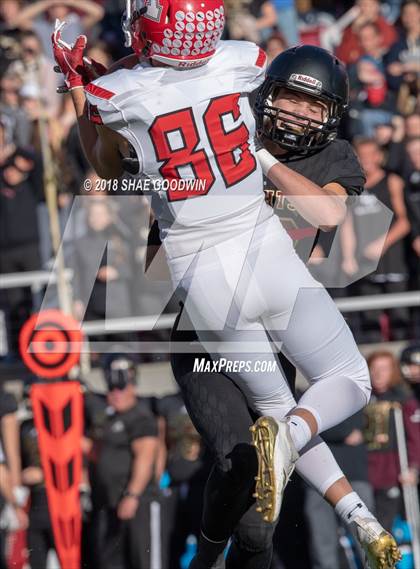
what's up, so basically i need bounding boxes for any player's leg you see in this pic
[250,247,399,568]
[172,338,395,568]
[173,364,262,568]
[297,439,400,569]
[226,503,275,569]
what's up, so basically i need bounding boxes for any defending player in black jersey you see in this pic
[173,47,400,569]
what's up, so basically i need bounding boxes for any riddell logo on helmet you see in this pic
[178,59,207,68]
[289,74,322,91]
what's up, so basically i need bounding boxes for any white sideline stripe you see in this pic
[150,500,162,569]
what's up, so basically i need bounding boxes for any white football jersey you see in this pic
[85,40,271,252]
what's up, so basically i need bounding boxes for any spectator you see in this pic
[20,392,57,569]
[271,0,299,46]
[296,0,336,48]
[347,22,393,135]
[400,343,420,404]
[403,137,420,288]
[155,393,210,568]
[342,138,410,340]
[263,31,287,64]
[385,112,420,175]
[12,0,104,62]
[71,197,134,322]
[373,121,396,160]
[385,0,420,93]
[7,30,60,119]
[0,384,22,494]
[304,411,374,569]
[0,141,43,350]
[83,354,163,569]
[0,0,24,33]
[225,0,277,44]
[0,439,27,569]
[365,351,420,532]
[382,0,405,24]
[0,70,32,148]
[357,22,388,63]
[336,0,398,65]
[63,123,91,192]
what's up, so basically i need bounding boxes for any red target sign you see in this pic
[19,310,83,378]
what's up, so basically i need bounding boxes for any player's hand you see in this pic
[117,496,139,520]
[52,21,107,93]
[55,57,108,93]
[52,20,86,90]
[52,20,89,91]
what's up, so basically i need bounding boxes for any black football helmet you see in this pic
[255,45,349,154]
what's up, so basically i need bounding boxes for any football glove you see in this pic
[52,20,106,91]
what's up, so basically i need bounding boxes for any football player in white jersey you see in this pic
[53,0,379,559]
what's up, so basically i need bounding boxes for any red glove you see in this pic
[52,20,89,90]
[55,57,108,93]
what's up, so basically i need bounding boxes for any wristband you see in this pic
[256,148,279,176]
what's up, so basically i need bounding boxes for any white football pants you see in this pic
[165,214,371,435]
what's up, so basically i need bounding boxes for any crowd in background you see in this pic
[0,347,419,569]
[0,0,419,351]
[0,0,419,568]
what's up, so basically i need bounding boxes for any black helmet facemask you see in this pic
[255,46,349,155]
[257,85,340,154]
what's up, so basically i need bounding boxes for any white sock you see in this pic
[335,492,373,526]
[286,415,312,452]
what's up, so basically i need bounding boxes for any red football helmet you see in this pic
[122,0,225,68]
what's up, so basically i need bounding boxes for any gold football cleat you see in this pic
[354,517,402,569]
[250,416,298,524]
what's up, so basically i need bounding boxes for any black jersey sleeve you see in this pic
[324,140,366,196]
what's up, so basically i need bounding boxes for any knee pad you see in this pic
[233,521,275,553]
